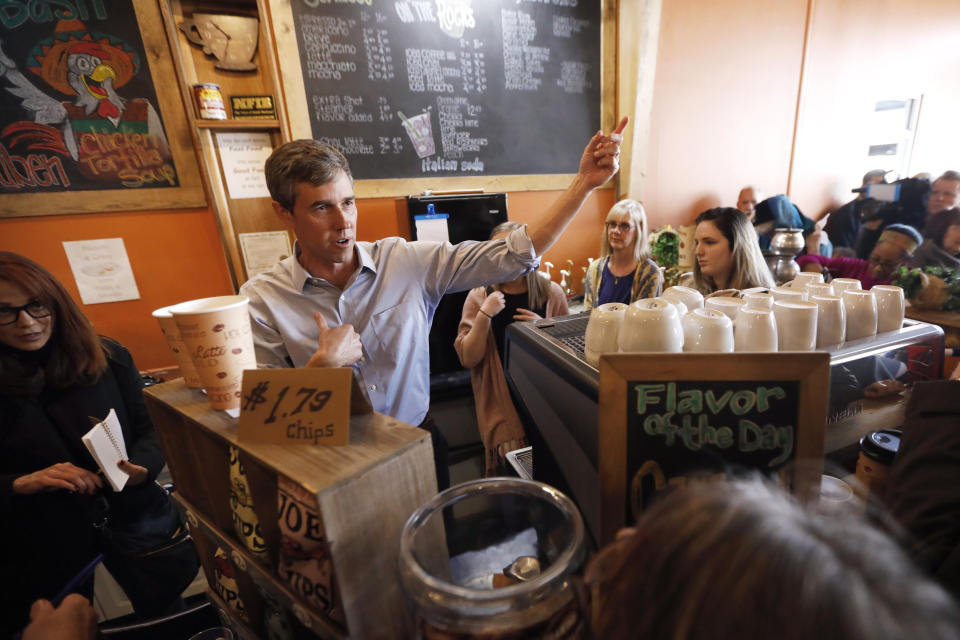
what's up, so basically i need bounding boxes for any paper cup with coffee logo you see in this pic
[169,295,256,410]
[152,306,204,388]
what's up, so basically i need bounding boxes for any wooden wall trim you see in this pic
[617,0,662,203]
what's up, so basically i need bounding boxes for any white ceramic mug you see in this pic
[810,295,846,348]
[656,297,687,318]
[805,282,834,298]
[584,302,628,367]
[770,286,809,303]
[872,285,905,333]
[773,300,818,351]
[682,308,734,353]
[619,298,684,353]
[704,296,745,321]
[661,285,704,311]
[742,292,774,310]
[842,289,878,341]
[831,278,862,297]
[734,307,777,352]
[789,272,825,290]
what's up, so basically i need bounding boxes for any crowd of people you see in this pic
[4,116,958,638]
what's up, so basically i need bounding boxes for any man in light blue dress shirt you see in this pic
[240,118,627,490]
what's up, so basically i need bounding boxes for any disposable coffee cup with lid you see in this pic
[855,429,901,502]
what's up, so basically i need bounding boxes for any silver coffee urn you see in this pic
[764,228,804,284]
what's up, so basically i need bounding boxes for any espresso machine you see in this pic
[504,313,943,542]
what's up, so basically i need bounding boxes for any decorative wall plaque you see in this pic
[180,13,259,71]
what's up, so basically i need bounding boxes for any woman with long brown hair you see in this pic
[692,207,775,293]
[0,252,178,634]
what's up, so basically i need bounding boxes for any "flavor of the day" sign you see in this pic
[598,353,829,544]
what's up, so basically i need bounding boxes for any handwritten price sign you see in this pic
[237,368,351,446]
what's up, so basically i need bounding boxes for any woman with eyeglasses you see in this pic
[0,252,171,635]
[583,199,663,309]
[455,222,569,475]
[799,223,922,288]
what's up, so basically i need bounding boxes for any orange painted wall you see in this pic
[0,208,234,370]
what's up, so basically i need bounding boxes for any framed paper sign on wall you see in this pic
[597,352,830,545]
[0,0,205,217]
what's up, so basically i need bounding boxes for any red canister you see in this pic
[193,83,227,120]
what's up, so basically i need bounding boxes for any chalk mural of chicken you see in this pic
[0,18,170,170]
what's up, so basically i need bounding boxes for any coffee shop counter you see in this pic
[503,313,944,543]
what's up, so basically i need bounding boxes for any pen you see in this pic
[11,553,104,640]
[51,553,104,606]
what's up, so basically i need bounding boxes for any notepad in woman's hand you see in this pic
[82,408,129,492]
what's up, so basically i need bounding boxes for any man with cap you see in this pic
[799,223,922,289]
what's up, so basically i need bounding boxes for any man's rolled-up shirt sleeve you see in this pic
[421,225,540,300]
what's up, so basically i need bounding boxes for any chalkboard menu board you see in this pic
[283,0,602,180]
[598,353,830,544]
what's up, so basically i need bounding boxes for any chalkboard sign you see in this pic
[273,0,604,184]
[598,353,830,544]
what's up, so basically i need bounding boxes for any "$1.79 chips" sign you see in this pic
[237,368,352,446]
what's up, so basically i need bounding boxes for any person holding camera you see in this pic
[824,169,886,252]
[853,171,960,259]
[800,223,922,288]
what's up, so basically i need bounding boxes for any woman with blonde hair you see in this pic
[583,199,662,309]
[455,222,568,474]
[693,207,775,294]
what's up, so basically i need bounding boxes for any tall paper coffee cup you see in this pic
[152,306,203,388]
[169,295,257,410]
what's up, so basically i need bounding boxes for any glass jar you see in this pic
[399,478,586,639]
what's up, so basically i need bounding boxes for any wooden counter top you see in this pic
[144,378,429,495]
[905,306,960,330]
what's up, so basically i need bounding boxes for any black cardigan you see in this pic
[0,339,165,635]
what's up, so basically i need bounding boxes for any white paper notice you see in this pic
[215,131,273,199]
[239,231,293,276]
[414,213,450,243]
[62,238,140,305]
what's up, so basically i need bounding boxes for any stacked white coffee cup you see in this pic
[582,279,906,366]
